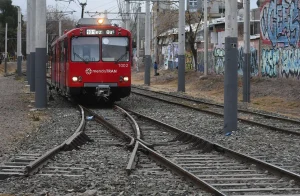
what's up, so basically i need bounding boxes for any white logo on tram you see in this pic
[85,68,118,75]
[85,68,92,75]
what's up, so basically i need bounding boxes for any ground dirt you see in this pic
[0,61,45,161]
[132,67,300,119]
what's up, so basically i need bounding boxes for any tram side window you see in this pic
[51,47,55,64]
[71,37,100,62]
[60,42,64,63]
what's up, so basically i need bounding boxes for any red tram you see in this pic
[50,18,131,102]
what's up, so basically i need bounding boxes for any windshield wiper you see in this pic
[115,51,128,63]
[73,50,89,64]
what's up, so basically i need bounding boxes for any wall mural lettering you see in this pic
[281,49,300,79]
[197,46,259,76]
[261,0,300,48]
[213,48,225,74]
[261,49,279,78]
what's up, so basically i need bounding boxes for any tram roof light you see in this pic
[98,18,104,24]
[76,18,111,27]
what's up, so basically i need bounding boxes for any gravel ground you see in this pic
[0,75,34,162]
[117,94,300,173]
[0,106,209,195]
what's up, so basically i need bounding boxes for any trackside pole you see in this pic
[204,0,208,75]
[17,6,22,76]
[224,0,238,134]
[243,0,251,102]
[4,23,8,76]
[30,0,36,92]
[136,6,141,72]
[144,0,151,85]
[27,0,31,83]
[178,0,185,92]
[35,0,47,108]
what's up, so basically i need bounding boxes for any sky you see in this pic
[12,0,258,21]
[11,0,122,20]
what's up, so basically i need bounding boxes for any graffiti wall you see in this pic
[260,0,300,79]
[197,40,259,76]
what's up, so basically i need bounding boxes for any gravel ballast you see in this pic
[117,94,300,172]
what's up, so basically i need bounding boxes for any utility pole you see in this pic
[144,0,151,85]
[27,0,31,84]
[153,2,158,65]
[80,1,87,18]
[243,0,250,102]
[125,0,130,29]
[17,6,22,76]
[4,23,8,76]
[178,0,185,92]
[224,0,238,134]
[35,0,47,108]
[59,19,62,37]
[30,0,36,92]
[136,5,141,72]
[204,0,208,75]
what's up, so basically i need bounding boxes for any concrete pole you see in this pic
[144,0,151,85]
[59,19,62,37]
[126,0,130,30]
[30,0,36,92]
[136,6,141,72]
[154,2,158,65]
[46,34,49,54]
[178,0,185,92]
[204,0,208,75]
[17,7,22,76]
[35,0,47,108]
[243,0,250,102]
[26,0,31,84]
[4,23,8,76]
[224,0,238,134]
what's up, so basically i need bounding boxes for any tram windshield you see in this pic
[71,37,100,62]
[102,37,129,62]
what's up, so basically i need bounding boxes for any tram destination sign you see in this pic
[86,29,115,35]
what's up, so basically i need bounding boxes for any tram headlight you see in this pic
[123,77,129,82]
[98,18,104,24]
[72,76,78,82]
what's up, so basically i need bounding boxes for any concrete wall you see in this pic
[197,39,260,76]
[260,0,300,79]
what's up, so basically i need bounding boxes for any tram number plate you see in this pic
[86,29,115,35]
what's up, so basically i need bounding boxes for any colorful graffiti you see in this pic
[261,49,279,78]
[197,50,214,73]
[261,0,300,48]
[185,52,193,70]
[238,47,259,76]
[213,48,225,74]
[281,49,300,79]
[197,46,259,76]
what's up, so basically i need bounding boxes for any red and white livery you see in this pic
[50,17,131,102]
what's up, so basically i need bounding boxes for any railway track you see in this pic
[131,86,300,136]
[87,105,300,195]
[3,101,300,195]
[0,105,87,180]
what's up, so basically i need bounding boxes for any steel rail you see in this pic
[81,106,135,147]
[126,142,139,175]
[138,142,226,196]
[125,108,300,184]
[24,105,87,176]
[114,105,154,147]
[132,85,300,124]
[131,89,300,136]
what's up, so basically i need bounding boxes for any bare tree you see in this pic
[186,10,203,71]
[46,5,76,44]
